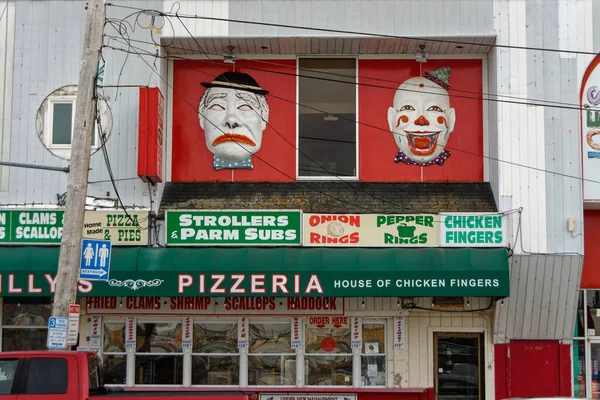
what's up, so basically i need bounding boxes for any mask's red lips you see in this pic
[212,133,256,146]
[403,131,441,154]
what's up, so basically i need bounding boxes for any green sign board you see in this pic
[0,246,510,297]
[166,210,302,246]
[439,213,506,247]
[0,210,148,245]
[0,270,509,298]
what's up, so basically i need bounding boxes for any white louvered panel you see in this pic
[428,39,442,55]
[342,37,353,54]
[325,38,335,55]
[269,37,280,54]
[494,255,583,342]
[212,38,225,55]
[319,38,329,54]
[278,38,290,54]
[311,38,322,54]
[334,38,344,54]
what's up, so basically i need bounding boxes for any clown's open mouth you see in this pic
[404,131,441,154]
[212,133,256,146]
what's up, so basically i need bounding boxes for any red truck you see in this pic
[0,351,249,399]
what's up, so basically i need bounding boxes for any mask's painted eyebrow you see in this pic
[235,92,260,108]
[206,92,227,105]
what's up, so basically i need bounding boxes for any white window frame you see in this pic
[190,318,240,388]
[247,318,296,387]
[0,298,51,352]
[95,316,387,389]
[296,56,359,181]
[132,317,185,387]
[359,319,387,388]
[45,96,100,150]
[101,317,127,387]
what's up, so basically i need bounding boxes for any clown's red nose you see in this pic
[415,115,430,126]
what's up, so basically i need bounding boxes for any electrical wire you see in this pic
[102,34,598,112]
[105,3,600,57]
[102,13,580,258]
[0,1,8,25]
[166,16,528,220]
[102,41,599,187]
[402,297,494,313]
[102,17,525,250]
[105,18,383,214]
[94,81,149,230]
[174,14,445,216]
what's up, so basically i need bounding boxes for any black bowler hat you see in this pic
[201,71,269,95]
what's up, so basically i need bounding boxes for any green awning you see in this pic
[0,246,509,297]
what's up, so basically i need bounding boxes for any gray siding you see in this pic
[227,0,495,37]
[0,0,15,192]
[527,1,584,254]
[494,254,583,342]
[0,0,162,209]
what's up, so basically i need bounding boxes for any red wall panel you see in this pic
[358,59,483,182]
[171,59,483,183]
[494,343,509,400]
[172,59,297,182]
[583,210,600,287]
[495,341,572,399]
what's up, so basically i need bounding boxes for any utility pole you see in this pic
[52,0,106,320]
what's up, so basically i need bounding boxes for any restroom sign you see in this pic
[79,238,112,281]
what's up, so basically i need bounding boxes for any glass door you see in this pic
[588,340,600,398]
[434,333,484,400]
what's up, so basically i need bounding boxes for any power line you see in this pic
[103,14,593,229]
[102,34,596,112]
[105,3,600,57]
[102,42,598,187]
[105,18,387,214]
[174,14,438,214]
[88,177,140,184]
[0,1,8,25]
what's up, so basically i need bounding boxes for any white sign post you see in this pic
[67,305,81,346]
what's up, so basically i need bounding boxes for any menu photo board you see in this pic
[303,214,438,247]
[438,212,506,247]
[0,209,149,245]
[165,210,302,246]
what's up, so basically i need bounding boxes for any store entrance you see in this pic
[434,333,484,400]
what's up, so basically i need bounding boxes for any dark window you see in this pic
[24,358,68,394]
[52,103,73,145]
[88,356,101,392]
[0,359,18,394]
[298,58,357,177]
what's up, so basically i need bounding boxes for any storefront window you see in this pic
[361,322,386,386]
[248,321,295,385]
[573,340,586,397]
[102,320,126,385]
[89,315,388,388]
[575,290,584,338]
[305,320,352,386]
[587,290,600,336]
[135,321,183,385]
[192,322,239,385]
[1,298,51,351]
